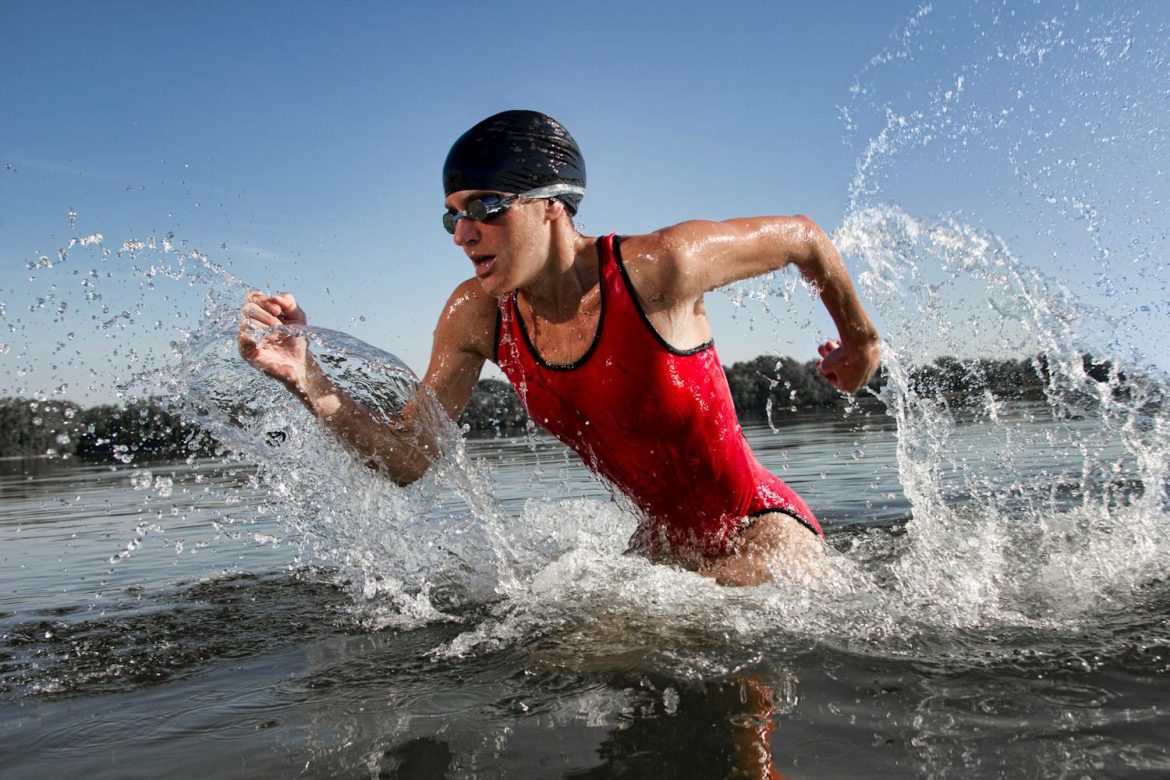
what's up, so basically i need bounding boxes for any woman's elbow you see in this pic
[369,444,434,487]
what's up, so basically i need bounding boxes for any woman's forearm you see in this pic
[293,359,439,485]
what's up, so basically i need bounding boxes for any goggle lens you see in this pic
[443,195,513,234]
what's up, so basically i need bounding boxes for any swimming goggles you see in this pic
[443,183,584,234]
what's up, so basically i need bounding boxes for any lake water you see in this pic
[3,407,1168,779]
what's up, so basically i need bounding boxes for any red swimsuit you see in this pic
[495,234,821,556]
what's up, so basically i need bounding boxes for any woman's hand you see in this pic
[816,336,880,393]
[238,291,311,392]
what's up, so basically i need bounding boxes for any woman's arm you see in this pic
[625,216,880,392]
[238,280,495,484]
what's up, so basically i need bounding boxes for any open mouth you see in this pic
[473,255,496,278]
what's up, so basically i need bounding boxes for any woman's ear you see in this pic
[544,198,566,222]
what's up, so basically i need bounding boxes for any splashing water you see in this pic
[546,0,1170,670]
[161,313,552,628]
[1,2,1167,691]
[838,206,1169,627]
[821,0,1170,645]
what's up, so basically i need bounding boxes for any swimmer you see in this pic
[239,110,880,586]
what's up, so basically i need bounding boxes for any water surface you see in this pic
[3,410,1168,778]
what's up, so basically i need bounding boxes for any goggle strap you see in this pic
[518,183,585,200]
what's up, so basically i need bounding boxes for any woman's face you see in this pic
[445,190,554,298]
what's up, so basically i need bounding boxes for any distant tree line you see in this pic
[0,398,215,462]
[0,353,1145,459]
[904,353,1128,404]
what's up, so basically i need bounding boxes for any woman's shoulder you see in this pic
[435,278,502,360]
[611,225,704,308]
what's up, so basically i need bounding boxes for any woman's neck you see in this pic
[520,228,597,321]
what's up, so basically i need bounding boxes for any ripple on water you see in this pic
[0,570,350,700]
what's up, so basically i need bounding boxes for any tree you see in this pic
[458,379,529,435]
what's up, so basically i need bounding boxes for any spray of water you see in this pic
[161,313,549,628]
[446,0,1170,671]
[839,205,1169,627]
[820,0,1170,649]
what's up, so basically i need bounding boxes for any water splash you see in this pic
[434,0,1170,672]
[823,0,1170,638]
[843,0,1169,347]
[838,205,1168,628]
[159,314,536,626]
[3,228,539,628]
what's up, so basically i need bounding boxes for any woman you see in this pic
[239,110,880,585]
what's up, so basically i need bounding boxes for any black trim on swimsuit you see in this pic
[611,235,715,357]
[492,301,503,365]
[745,506,822,538]
[511,236,607,372]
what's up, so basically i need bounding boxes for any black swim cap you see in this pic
[443,110,586,215]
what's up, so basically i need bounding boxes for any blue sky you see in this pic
[2,1,1167,403]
